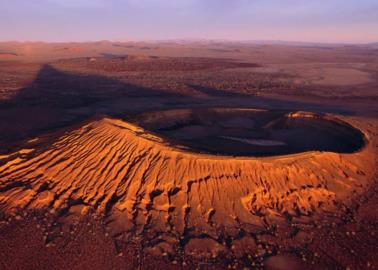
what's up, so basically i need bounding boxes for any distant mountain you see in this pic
[367,42,378,48]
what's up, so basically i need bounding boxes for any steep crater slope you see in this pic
[0,110,375,260]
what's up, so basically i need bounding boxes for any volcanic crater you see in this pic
[0,107,375,264]
[133,108,366,157]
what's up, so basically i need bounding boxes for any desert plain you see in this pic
[0,41,377,269]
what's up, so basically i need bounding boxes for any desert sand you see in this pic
[0,41,377,269]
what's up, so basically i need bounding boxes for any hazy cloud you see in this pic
[47,0,107,8]
[0,0,377,42]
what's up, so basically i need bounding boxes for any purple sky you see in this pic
[1,0,377,43]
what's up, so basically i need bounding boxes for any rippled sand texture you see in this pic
[0,115,375,258]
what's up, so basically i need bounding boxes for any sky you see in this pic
[0,0,377,43]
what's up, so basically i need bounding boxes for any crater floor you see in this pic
[134,108,366,157]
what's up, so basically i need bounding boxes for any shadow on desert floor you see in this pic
[0,64,356,148]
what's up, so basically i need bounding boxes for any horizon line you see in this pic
[1,38,377,46]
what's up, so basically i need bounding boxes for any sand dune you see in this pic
[0,112,375,258]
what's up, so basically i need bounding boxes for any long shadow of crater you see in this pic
[0,64,184,148]
[2,64,181,108]
[0,64,356,150]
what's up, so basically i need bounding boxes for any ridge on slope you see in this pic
[0,116,375,258]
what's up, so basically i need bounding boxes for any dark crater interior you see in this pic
[133,108,366,157]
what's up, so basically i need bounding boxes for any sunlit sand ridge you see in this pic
[0,113,374,257]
